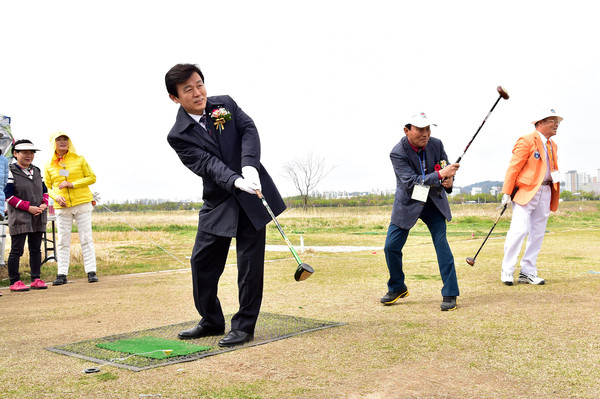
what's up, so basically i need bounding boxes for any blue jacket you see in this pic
[390,136,453,230]
[167,95,285,237]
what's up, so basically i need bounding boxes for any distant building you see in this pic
[471,187,482,196]
[564,170,579,192]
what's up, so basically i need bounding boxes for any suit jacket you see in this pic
[501,131,559,211]
[390,136,453,230]
[167,95,285,237]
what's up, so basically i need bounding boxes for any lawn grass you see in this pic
[2,201,599,286]
[0,201,599,398]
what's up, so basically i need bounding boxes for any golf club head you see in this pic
[497,86,509,100]
[294,263,314,281]
[466,257,476,266]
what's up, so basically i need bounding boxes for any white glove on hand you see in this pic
[234,177,260,195]
[501,194,512,205]
[242,166,261,191]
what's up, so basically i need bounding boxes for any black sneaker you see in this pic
[380,288,409,305]
[87,272,98,283]
[441,296,457,311]
[53,274,68,286]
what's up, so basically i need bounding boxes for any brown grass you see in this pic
[1,203,599,398]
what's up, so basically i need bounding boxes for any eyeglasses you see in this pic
[545,119,561,125]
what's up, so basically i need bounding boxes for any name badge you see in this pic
[551,170,560,183]
[59,169,70,177]
[412,184,430,202]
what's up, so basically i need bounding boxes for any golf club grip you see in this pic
[457,94,503,163]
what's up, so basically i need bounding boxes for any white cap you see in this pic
[532,108,563,125]
[14,142,40,152]
[407,112,437,128]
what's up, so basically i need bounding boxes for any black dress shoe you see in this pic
[178,324,224,340]
[218,330,254,347]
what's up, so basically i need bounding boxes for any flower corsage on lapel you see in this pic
[210,107,232,135]
[434,160,448,172]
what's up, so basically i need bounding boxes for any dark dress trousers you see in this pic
[167,95,285,333]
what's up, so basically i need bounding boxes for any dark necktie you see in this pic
[200,114,211,137]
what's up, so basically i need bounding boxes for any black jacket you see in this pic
[167,95,285,237]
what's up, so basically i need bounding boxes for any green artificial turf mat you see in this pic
[46,312,345,371]
[96,336,211,359]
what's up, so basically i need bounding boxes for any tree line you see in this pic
[94,190,599,213]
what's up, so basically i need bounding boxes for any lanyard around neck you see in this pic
[418,150,426,183]
[546,140,556,171]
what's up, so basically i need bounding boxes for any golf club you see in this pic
[256,190,314,281]
[455,86,509,164]
[466,203,509,266]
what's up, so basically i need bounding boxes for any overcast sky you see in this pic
[2,0,599,202]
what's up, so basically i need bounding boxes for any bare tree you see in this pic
[283,152,332,209]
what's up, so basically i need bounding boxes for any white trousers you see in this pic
[55,203,97,275]
[501,185,551,276]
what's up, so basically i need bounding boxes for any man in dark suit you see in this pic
[165,64,285,347]
[380,112,461,311]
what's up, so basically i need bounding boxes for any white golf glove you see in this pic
[501,193,512,205]
[234,177,260,195]
[242,166,261,191]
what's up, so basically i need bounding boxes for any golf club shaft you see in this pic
[472,203,508,260]
[455,95,503,164]
[256,190,303,266]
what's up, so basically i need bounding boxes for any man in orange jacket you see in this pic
[500,109,562,286]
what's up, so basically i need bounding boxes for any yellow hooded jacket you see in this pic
[44,131,96,208]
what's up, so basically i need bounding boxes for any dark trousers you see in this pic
[190,208,266,334]
[384,201,459,297]
[8,232,44,285]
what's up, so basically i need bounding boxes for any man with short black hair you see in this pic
[166,64,285,347]
[500,109,562,286]
[381,112,461,311]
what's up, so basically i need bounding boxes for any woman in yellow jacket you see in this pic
[44,132,98,285]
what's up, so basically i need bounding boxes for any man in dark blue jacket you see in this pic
[381,112,461,311]
[166,64,285,346]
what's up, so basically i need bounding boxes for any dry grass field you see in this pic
[0,201,599,398]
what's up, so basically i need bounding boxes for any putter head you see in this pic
[497,86,509,100]
[294,263,314,281]
[466,257,476,266]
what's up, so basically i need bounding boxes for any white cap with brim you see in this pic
[532,108,563,125]
[407,112,437,128]
[14,142,40,152]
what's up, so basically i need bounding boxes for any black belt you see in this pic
[541,180,553,186]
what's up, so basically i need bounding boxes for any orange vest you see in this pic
[501,131,559,211]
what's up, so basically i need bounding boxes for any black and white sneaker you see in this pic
[518,273,545,285]
[501,271,514,286]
